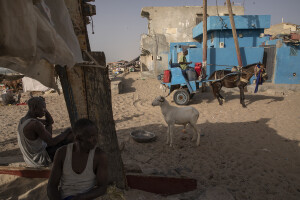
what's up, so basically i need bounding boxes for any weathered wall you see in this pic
[266,40,300,84]
[195,29,269,48]
[140,6,244,76]
[188,47,264,77]
[265,23,298,36]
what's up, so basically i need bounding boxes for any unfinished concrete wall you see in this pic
[140,6,244,76]
[265,23,298,36]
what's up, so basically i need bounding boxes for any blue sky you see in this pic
[87,0,300,63]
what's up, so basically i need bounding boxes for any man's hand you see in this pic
[63,127,73,142]
[44,109,54,125]
[62,127,72,134]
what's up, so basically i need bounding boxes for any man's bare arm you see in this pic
[47,147,66,200]
[179,61,192,65]
[37,109,54,134]
[31,121,69,146]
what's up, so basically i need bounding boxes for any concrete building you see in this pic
[265,23,299,36]
[166,15,270,90]
[140,6,244,77]
[167,15,300,86]
[264,39,300,84]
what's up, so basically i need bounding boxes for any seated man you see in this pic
[17,96,72,167]
[179,49,193,90]
[47,118,108,200]
[178,49,192,71]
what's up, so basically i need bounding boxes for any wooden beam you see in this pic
[0,166,50,179]
[202,0,207,72]
[226,0,243,68]
[55,65,80,128]
[126,174,197,195]
[83,52,126,189]
[61,0,127,189]
[0,167,197,196]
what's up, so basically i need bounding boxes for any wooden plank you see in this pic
[83,52,126,189]
[0,166,50,179]
[126,174,197,195]
[62,0,126,189]
[226,0,243,68]
[55,65,80,128]
[0,167,197,196]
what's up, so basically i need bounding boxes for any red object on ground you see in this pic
[0,166,51,178]
[0,167,197,196]
[16,102,27,106]
[126,174,197,195]
[163,70,171,83]
[195,62,202,77]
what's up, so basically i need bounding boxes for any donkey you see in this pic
[208,63,267,108]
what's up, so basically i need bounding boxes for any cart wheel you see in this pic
[173,89,190,105]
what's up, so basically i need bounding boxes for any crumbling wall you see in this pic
[140,6,244,76]
[140,33,169,75]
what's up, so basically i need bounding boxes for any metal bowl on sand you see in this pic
[130,130,156,143]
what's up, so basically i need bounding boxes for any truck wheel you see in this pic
[173,89,190,105]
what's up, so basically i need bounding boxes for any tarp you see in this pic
[22,77,49,92]
[0,67,19,75]
[0,0,83,90]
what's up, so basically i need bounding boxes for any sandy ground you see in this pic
[1,72,300,199]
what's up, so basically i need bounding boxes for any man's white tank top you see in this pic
[60,143,96,198]
[17,118,51,167]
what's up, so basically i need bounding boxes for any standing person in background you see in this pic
[47,118,108,200]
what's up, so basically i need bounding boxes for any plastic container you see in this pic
[163,70,171,83]
[195,62,202,77]
[186,68,197,81]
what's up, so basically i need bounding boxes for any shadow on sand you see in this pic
[121,78,136,93]
[189,90,284,107]
[117,118,300,199]
[1,119,299,199]
[114,114,143,124]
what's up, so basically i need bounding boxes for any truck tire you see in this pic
[173,89,190,105]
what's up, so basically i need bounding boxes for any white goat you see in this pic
[152,96,201,147]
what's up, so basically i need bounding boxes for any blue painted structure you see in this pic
[193,15,271,39]
[163,14,300,101]
[164,15,271,94]
[265,39,300,84]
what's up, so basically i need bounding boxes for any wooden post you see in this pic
[83,52,126,188]
[202,0,207,73]
[201,0,207,92]
[60,0,126,188]
[226,0,243,68]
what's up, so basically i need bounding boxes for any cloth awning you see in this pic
[0,0,83,90]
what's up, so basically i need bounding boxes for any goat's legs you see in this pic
[190,123,200,146]
[191,128,196,141]
[182,124,187,133]
[169,125,174,147]
[166,125,170,145]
